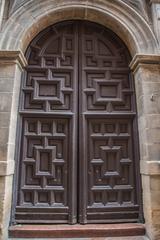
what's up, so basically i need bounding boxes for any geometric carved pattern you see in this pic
[82,34,133,112]
[22,22,75,112]
[15,21,141,224]
[84,74,132,111]
[23,71,73,111]
[88,119,134,206]
[19,118,69,207]
[81,22,133,114]
[15,22,78,223]
[79,22,140,223]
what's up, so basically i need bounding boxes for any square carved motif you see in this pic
[35,147,56,177]
[34,79,61,101]
[39,83,57,97]
[93,79,122,103]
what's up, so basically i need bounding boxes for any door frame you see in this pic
[11,20,143,225]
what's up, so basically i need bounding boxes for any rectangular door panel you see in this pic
[16,117,73,223]
[13,20,142,225]
[78,21,142,223]
[85,118,139,223]
[13,21,79,224]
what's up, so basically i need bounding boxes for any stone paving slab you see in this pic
[9,236,149,240]
[9,224,145,239]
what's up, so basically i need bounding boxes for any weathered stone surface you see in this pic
[0,160,14,176]
[8,237,150,240]
[123,0,151,22]
[147,144,160,161]
[0,112,10,128]
[0,93,12,112]
[0,1,159,240]
[0,0,5,29]
[0,144,7,162]
[0,51,26,240]
[141,161,160,175]
[0,78,14,92]
[8,224,146,238]
[0,64,16,78]
[130,56,160,240]
[0,51,27,70]
[8,0,151,25]
[0,175,13,240]
[0,127,9,146]
[0,1,158,55]
[150,1,160,47]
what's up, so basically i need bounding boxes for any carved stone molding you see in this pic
[9,0,27,14]
[130,54,160,72]
[0,160,15,176]
[123,0,151,22]
[8,0,152,23]
[150,0,160,3]
[0,1,157,56]
[141,161,160,175]
[0,50,27,69]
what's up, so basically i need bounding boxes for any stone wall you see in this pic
[0,1,159,239]
[0,51,26,240]
[130,55,160,240]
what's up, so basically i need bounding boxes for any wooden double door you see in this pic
[13,21,142,224]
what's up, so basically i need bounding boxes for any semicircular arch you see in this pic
[0,0,158,56]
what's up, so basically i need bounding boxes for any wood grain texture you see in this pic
[12,21,142,224]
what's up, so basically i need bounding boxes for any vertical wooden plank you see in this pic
[78,21,142,223]
[13,21,79,224]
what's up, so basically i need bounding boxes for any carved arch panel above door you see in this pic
[13,21,143,224]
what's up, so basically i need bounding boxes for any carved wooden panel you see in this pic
[78,22,142,223]
[85,118,139,222]
[15,118,71,222]
[14,21,142,224]
[15,22,78,224]
[21,22,77,113]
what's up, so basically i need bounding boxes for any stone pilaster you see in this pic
[0,51,27,240]
[150,0,160,48]
[130,54,160,240]
[0,0,5,29]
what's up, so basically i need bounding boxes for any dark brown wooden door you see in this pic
[13,21,142,225]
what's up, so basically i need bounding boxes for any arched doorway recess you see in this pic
[12,20,143,225]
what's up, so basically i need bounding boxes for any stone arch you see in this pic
[0,0,158,56]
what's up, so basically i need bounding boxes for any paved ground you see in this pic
[9,236,150,240]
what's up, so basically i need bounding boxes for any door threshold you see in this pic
[9,223,145,238]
